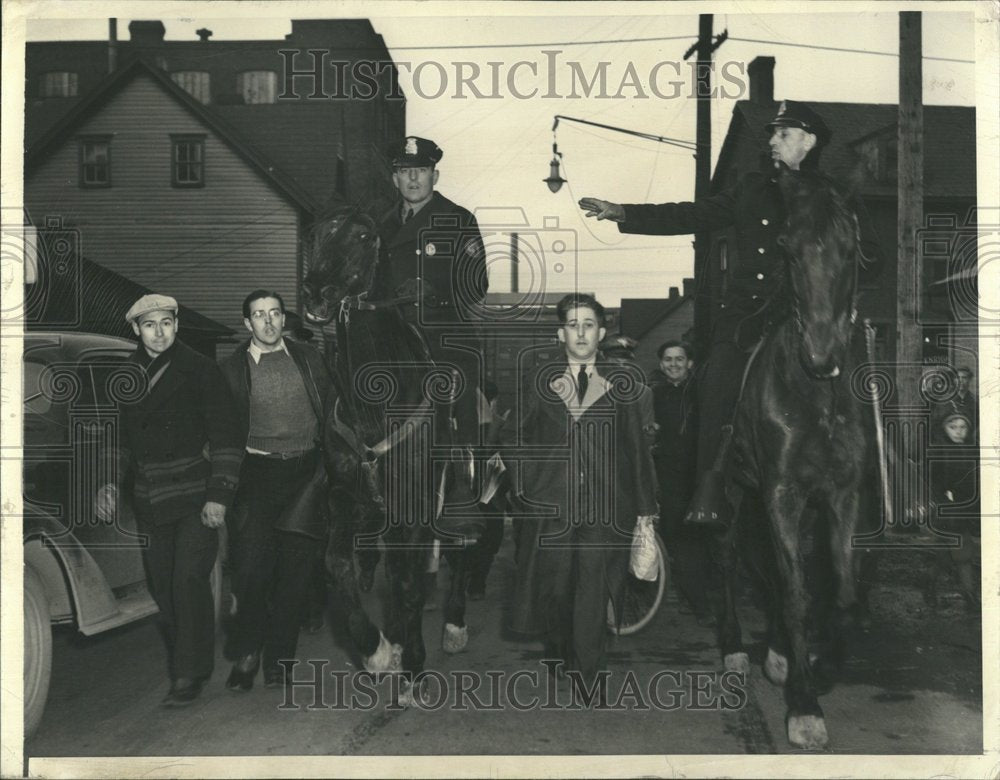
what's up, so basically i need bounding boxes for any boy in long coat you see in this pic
[510,294,658,688]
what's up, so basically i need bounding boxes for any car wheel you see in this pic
[24,565,52,738]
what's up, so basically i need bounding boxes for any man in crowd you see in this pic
[579,101,882,528]
[113,294,242,706]
[220,290,334,691]
[511,293,659,697]
[650,340,713,625]
[935,365,979,443]
[379,135,488,447]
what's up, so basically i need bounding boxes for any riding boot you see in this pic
[684,425,734,531]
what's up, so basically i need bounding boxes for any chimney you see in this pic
[747,56,775,104]
[196,28,213,42]
[668,286,679,300]
[682,277,694,298]
[108,18,118,73]
[128,20,166,46]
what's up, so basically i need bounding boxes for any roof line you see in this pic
[26,57,320,214]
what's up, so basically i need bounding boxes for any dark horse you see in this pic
[716,164,879,749]
[301,206,482,701]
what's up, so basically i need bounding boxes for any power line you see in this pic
[385,31,973,64]
[389,34,696,51]
[727,36,974,64]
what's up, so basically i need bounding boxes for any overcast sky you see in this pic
[22,3,980,306]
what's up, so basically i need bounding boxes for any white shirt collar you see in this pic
[248,339,290,364]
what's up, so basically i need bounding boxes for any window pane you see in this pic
[170,72,211,104]
[81,141,110,185]
[172,140,204,185]
[237,71,277,104]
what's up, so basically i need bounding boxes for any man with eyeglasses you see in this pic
[219,290,334,692]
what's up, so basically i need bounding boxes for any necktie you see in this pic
[403,207,414,223]
[576,366,588,404]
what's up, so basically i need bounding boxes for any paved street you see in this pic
[25,532,983,767]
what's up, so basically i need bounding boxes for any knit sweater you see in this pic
[247,349,319,453]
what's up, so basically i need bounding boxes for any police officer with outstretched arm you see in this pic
[579,101,882,527]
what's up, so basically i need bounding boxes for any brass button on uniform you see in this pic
[757,273,765,280]
[758,247,765,254]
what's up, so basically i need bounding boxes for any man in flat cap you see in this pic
[578,101,882,530]
[109,294,242,705]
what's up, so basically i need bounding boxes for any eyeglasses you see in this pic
[250,308,283,321]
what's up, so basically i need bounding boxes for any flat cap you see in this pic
[766,100,831,146]
[391,136,443,168]
[125,293,178,323]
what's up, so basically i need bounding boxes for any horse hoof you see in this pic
[442,623,468,654]
[365,632,404,673]
[724,652,750,675]
[787,714,829,750]
[763,648,788,686]
[396,678,426,708]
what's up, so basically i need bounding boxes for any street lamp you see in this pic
[543,142,567,193]
[545,114,697,192]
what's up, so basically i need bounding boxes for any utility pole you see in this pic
[897,12,924,411]
[684,15,727,358]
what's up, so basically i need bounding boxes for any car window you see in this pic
[23,360,51,415]
[79,353,140,408]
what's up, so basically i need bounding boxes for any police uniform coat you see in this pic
[379,191,488,315]
[619,169,882,345]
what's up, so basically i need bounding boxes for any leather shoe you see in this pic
[226,652,260,692]
[161,677,202,707]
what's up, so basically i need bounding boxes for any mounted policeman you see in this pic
[378,135,489,443]
[579,100,883,529]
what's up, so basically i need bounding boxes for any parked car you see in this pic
[22,331,221,737]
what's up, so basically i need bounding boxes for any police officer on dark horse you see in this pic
[581,101,884,748]
[300,136,489,702]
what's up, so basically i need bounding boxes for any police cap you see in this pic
[391,136,443,168]
[766,101,832,146]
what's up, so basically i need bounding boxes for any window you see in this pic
[171,135,205,188]
[78,136,112,188]
[171,71,211,104]
[237,71,278,104]
[40,72,78,98]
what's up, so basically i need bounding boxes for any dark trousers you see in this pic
[467,503,505,589]
[228,451,319,665]
[658,476,713,614]
[542,520,624,681]
[139,511,218,681]
[696,340,749,475]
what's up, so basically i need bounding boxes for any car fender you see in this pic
[23,510,131,635]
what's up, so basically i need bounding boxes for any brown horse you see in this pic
[716,164,880,749]
[301,206,483,702]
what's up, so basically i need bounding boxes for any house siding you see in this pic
[26,73,301,340]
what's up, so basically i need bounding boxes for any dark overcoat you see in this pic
[119,340,242,524]
[379,191,488,320]
[619,169,882,344]
[510,362,659,635]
